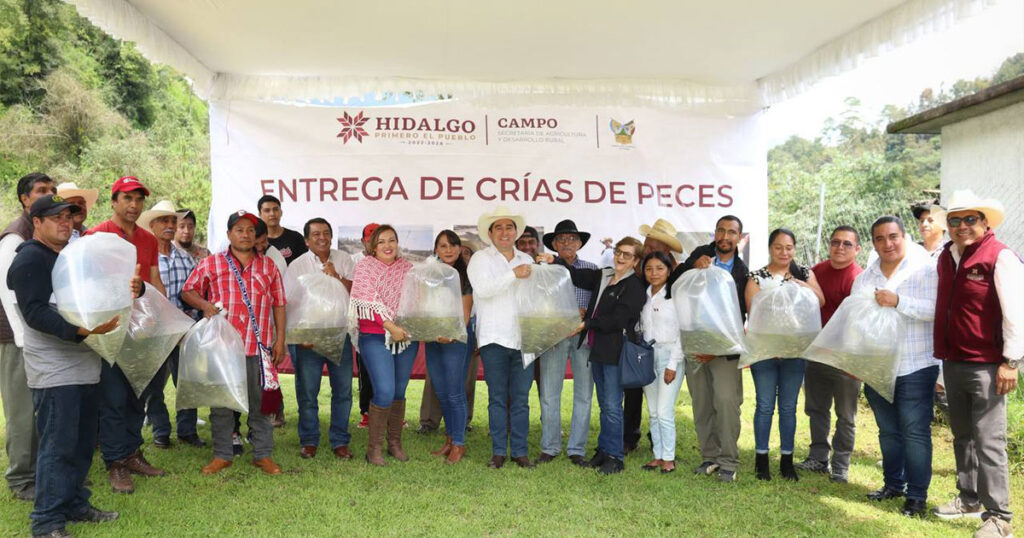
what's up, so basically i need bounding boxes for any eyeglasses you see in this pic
[613,249,635,260]
[829,239,855,249]
[947,215,981,228]
[553,235,581,245]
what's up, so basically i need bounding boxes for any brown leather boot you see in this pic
[446,444,466,464]
[387,400,409,462]
[122,450,167,477]
[365,403,389,466]
[431,436,453,457]
[108,462,135,494]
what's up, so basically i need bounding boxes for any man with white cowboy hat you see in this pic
[139,200,205,449]
[55,182,98,243]
[534,220,599,466]
[931,189,1021,538]
[639,218,683,258]
[466,206,537,469]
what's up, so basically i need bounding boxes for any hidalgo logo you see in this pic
[337,111,370,144]
[609,119,635,145]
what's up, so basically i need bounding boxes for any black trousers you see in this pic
[623,387,644,449]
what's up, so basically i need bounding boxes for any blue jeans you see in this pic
[30,384,99,535]
[591,361,624,460]
[292,339,354,448]
[424,340,469,445]
[538,338,593,457]
[480,344,533,457]
[146,347,198,438]
[865,365,938,502]
[358,334,419,407]
[99,360,161,464]
[750,358,806,454]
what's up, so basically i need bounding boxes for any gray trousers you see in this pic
[210,356,273,461]
[420,350,479,429]
[944,361,1013,522]
[803,361,861,472]
[684,356,743,472]
[537,338,592,457]
[0,342,37,492]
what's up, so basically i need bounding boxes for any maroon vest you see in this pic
[934,231,1009,364]
[0,213,33,344]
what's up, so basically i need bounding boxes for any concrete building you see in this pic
[888,75,1024,253]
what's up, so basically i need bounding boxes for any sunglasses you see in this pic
[829,239,855,249]
[947,215,982,228]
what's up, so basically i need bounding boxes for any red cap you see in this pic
[111,176,150,196]
[227,210,260,230]
[362,223,380,242]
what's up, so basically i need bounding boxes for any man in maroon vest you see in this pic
[932,189,1021,538]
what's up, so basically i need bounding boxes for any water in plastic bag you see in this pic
[177,312,248,414]
[514,263,581,357]
[117,291,196,397]
[396,257,468,343]
[672,266,746,357]
[52,233,137,364]
[802,289,904,402]
[739,280,821,367]
[284,270,350,364]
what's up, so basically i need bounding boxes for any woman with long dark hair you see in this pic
[639,251,684,473]
[423,230,475,464]
[744,228,825,481]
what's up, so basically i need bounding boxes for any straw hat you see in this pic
[138,200,182,229]
[944,189,1005,229]
[477,206,526,245]
[55,182,98,211]
[637,218,683,253]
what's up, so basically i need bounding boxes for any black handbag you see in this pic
[619,330,656,389]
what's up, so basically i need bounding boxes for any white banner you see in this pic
[208,99,767,267]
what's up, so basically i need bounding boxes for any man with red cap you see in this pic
[182,210,287,476]
[85,176,168,494]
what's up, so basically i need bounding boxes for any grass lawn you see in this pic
[1,371,1021,537]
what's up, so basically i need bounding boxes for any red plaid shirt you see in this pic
[183,250,286,356]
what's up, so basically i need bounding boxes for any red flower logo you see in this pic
[337,112,369,143]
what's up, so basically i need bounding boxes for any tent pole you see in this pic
[815,182,826,262]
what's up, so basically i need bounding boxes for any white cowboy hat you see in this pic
[55,182,98,211]
[477,206,526,245]
[637,218,683,253]
[138,200,181,229]
[944,189,1005,229]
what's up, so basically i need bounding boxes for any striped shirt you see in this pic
[159,245,197,314]
[568,257,598,310]
[183,250,286,356]
[851,255,940,377]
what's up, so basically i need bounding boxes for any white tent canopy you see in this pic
[68,0,1000,112]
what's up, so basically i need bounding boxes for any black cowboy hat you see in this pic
[542,219,591,251]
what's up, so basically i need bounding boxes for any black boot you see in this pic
[755,453,771,481]
[780,454,799,481]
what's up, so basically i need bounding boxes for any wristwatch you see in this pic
[1006,358,1022,370]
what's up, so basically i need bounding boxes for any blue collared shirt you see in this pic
[713,253,735,272]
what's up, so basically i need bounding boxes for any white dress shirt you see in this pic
[851,255,940,377]
[0,233,26,347]
[640,285,683,370]
[467,245,532,351]
[288,249,355,281]
[951,243,1024,361]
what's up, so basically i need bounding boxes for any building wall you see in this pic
[941,99,1024,254]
